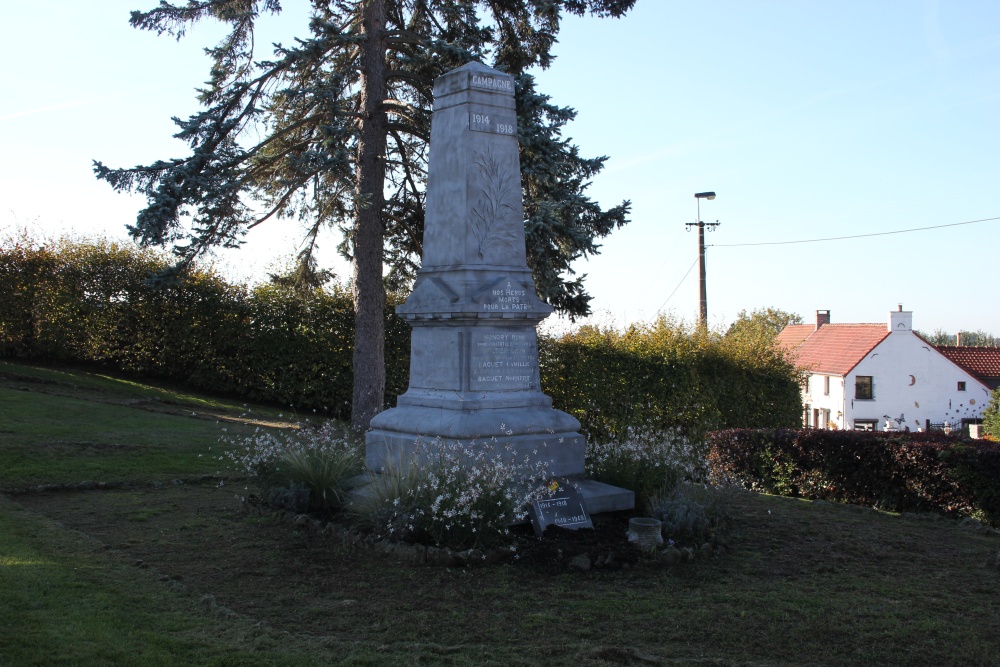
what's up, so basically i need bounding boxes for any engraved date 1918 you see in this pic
[469,113,515,135]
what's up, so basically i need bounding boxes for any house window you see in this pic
[957,381,966,391]
[823,376,830,396]
[855,376,873,400]
[803,404,811,428]
[854,419,878,431]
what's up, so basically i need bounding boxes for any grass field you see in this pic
[2,360,999,666]
[0,360,298,490]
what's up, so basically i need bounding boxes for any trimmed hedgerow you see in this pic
[707,428,1000,525]
[2,235,802,436]
[0,235,409,418]
[539,319,802,445]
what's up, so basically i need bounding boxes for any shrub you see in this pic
[585,428,695,508]
[3,233,801,436]
[349,439,553,551]
[539,317,802,448]
[983,388,1000,440]
[650,483,733,546]
[0,234,410,418]
[223,420,364,512]
[707,428,1000,525]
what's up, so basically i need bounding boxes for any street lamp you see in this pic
[687,192,720,327]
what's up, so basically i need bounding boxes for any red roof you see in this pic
[774,324,813,351]
[934,346,1000,383]
[776,323,889,376]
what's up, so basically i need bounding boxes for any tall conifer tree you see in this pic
[95,0,634,429]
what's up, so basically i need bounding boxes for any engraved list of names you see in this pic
[470,329,537,391]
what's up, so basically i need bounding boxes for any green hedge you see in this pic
[0,236,409,419]
[707,428,1000,525]
[540,322,802,444]
[2,236,802,433]
[984,388,1000,441]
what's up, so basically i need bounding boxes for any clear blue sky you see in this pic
[2,1,999,335]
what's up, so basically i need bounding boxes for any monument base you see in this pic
[365,404,635,514]
[366,403,586,477]
[573,478,636,514]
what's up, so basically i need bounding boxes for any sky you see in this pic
[2,1,999,336]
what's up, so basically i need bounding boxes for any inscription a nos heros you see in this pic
[483,281,528,311]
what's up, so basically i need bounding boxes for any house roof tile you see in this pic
[776,323,889,376]
[774,324,813,351]
[934,346,1000,382]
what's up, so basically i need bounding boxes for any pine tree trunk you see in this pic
[350,0,388,432]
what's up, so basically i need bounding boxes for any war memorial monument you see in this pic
[366,62,633,514]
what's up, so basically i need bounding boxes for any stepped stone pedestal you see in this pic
[365,62,632,514]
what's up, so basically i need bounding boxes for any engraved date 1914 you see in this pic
[469,113,515,135]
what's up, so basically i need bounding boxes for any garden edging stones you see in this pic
[267,503,721,570]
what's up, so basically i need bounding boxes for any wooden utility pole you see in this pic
[687,192,719,328]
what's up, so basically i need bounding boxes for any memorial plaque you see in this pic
[469,328,537,391]
[529,479,594,537]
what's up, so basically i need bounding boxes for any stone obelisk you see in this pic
[366,62,632,512]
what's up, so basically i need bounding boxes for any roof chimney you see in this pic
[816,310,830,330]
[889,306,912,333]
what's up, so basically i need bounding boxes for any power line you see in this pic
[648,224,687,281]
[654,257,698,318]
[710,215,1000,248]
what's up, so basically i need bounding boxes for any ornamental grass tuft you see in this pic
[586,426,700,508]
[223,420,364,512]
[649,482,733,546]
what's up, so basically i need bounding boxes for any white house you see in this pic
[776,307,991,432]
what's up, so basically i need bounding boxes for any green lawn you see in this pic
[0,361,297,490]
[2,359,1000,666]
[0,495,327,666]
[0,387,226,487]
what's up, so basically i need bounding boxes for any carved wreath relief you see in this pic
[469,146,519,261]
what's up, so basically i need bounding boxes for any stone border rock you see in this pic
[268,504,728,570]
[277,508,509,567]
